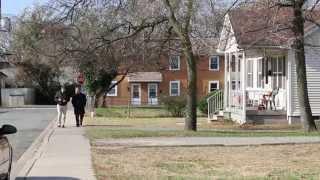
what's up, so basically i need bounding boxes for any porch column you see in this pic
[224,52,228,110]
[241,51,247,123]
[228,52,232,110]
[287,50,292,124]
[235,53,239,91]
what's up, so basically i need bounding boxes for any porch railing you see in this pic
[246,89,287,111]
[207,90,224,120]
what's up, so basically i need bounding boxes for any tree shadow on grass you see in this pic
[15,177,80,180]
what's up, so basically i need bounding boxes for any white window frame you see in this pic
[231,80,237,90]
[209,56,220,71]
[271,56,285,89]
[247,60,254,88]
[170,80,180,96]
[208,80,220,93]
[107,80,118,96]
[169,55,181,71]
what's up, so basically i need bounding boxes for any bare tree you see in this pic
[50,1,169,112]
[161,0,197,131]
[273,0,318,131]
[49,0,225,130]
[10,6,64,104]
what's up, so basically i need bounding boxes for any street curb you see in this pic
[10,116,57,179]
[0,106,56,110]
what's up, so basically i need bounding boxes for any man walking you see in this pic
[55,86,70,128]
[72,86,87,127]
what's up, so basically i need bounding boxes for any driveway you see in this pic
[0,107,56,161]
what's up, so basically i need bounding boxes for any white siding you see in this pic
[291,28,320,116]
[218,14,238,53]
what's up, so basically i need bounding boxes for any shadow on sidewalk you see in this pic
[15,177,80,180]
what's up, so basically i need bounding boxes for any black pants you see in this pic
[75,113,84,126]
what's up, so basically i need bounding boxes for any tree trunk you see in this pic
[292,0,317,131]
[89,95,96,118]
[163,0,197,131]
[183,40,197,131]
[95,92,105,108]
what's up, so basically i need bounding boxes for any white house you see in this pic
[208,7,320,124]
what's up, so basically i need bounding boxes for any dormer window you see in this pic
[209,56,219,71]
[169,55,180,70]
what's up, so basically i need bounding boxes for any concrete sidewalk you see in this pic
[15,110,96,180]
[94,136,320,147]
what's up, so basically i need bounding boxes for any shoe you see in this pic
[76,124,80,127]
[58,125,61,128]
[62,125,65,128]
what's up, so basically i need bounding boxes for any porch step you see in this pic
[247,110,286,116]
[208,110,224,122]
[208,115,224,122]
[247,115,287,124]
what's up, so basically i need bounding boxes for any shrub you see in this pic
[198,91,216,115]
[161,95,187,117]
[35,83,60,105]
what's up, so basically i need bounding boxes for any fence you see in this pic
[1,88,35,107]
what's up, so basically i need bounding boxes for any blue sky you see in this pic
[3,0,48,15]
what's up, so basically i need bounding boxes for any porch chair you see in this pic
[259,88,279,111]
[258,91,271,110]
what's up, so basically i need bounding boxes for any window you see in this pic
[231,81,236,90]
[247,60,253,88]
[208,81,219,93]
[238,54,242,72]
[106,81,117,96]
[148,84,157,98]
[209,56,219,71]
[257,58,265,88]
[170,81,180,96]
[169,55,180,70]
[231,55,236,72]
[271,56,285,89]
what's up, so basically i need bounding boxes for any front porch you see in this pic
[128,72,162,106]
[223,49,288,124]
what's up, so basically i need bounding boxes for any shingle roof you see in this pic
[128,72,162,82]
[0,72,8,77]
[228,7,320,47]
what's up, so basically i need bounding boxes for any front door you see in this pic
[131,83,141,105]
[148,83,158,105]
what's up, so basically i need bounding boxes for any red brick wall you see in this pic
[159,55,225,99]
[104,55,225,106]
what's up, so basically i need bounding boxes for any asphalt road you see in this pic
[0,107,56,161]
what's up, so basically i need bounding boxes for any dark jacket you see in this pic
[54,91,70,106]
[72,93,87,114]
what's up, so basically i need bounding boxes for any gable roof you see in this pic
[228,7,320,48]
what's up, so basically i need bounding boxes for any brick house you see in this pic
[104,53,225,106]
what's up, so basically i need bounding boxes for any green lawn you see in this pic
[88,108,320,180]
[86,127,320,140]
[95,107,206,118]
[85,110,312,140]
